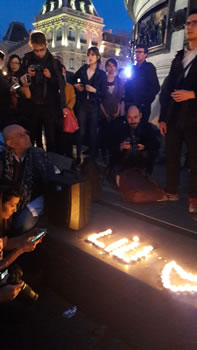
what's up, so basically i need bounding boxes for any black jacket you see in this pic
[159,49,197,127]
[124,61,160,110]
[20,50,66,109]
[0,70,12,130]
[73,64,107,105]
[109,116,160,162]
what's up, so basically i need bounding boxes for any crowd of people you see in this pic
[0,9,197,304]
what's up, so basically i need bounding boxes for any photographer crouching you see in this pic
[0,187,43,303]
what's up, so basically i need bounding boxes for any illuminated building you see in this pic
[33,0,130,71]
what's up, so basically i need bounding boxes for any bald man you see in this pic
[0,124,54,235]
[109,105,160,176]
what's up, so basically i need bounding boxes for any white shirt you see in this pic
[182,47,197,77]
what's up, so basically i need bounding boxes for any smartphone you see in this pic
[0,269,8,281]
[24,74,31,83]
[31,229,47,243]
[12,82,21,90]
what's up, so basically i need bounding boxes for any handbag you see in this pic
[63,108,79,133]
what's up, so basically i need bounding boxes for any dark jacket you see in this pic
[0,71,12,130]
[109,116,160,162]
[159,49,197,127]
[124,61,160,110]
[20,50,66,109]
[73,64,107,105]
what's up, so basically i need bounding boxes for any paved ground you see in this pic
[2,163,197,350]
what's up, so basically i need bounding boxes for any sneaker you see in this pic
[189,198,197,213]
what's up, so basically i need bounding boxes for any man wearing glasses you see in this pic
[159,9,197,215]
[20,31,65,152]
[124,44,160,125]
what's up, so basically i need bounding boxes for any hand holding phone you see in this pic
[31,229,47,243]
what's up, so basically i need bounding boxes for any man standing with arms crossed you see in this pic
[159,9,197,215]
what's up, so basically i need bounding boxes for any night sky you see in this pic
[0,0,133,40]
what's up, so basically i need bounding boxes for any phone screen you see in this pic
[0,269,8,281]
[31,230,46,243]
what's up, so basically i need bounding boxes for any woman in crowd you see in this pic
[73,47,107,161]
[0,187,42,303]
[100,58,124,162]
[6,54,31,124]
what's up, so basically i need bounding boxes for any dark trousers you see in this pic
[23,102,58,152]
[77,102,99,159]
[166,124,197,197]
[99,118,111,158]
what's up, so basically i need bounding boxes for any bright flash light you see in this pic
[2,70,7,76]
[161,261,197,293]
[124,65,132,78]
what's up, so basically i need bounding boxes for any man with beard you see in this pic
[109,105,160,179]
[20,31,65,152]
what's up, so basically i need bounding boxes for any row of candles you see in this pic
[87,229,197,293]
[87,229,153,264]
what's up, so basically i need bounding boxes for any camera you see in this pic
[124,137,131,144]
[7,265,39,302]
[30,64,43,72]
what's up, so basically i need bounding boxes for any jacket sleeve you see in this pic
[72,66,84,84]
[65,84,76,110]
[139,63,160,105]
[95,71,107,103]
[159,56,178,122]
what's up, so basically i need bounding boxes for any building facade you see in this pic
[34,0,130,71]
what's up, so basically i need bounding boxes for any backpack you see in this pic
[119,169,164,203]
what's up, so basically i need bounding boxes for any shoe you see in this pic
[157,192,179,202]
[166,193,179,201]
[189,198,197,213]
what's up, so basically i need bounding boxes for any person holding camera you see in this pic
[0,187,42,303]
[20,31,65,152]
[109,105,160,183]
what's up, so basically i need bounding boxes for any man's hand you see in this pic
[120,141,132,151]
[43,68,51,79]
[159,121,167,136]
[20,74,31,88]
[0,282,24,303]
[74,83,84,92]
[28,66,36,77]
[138,144,144,151]
[171,90,195,102]
[85,84,96,93]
